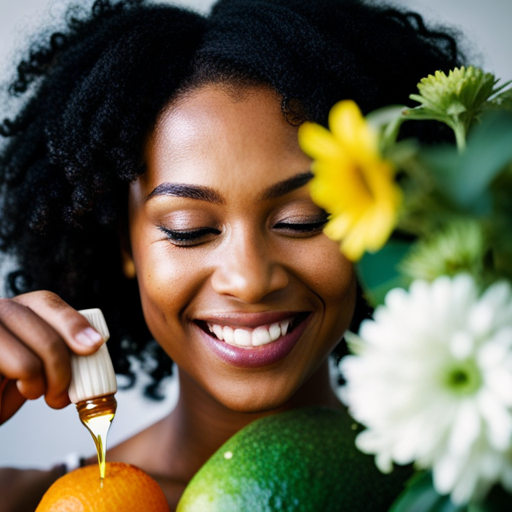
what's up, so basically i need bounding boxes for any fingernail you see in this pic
[75,327,103,346]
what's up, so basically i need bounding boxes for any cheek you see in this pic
[290,237,356,333]
[134,248,212,371]
[291,237,355,298]
[129,228,204,347]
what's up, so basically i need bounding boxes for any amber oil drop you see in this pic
[76,394,117,480]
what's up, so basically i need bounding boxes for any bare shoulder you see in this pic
[0,466,63,512]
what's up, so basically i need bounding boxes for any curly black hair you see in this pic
[0,0,463,398]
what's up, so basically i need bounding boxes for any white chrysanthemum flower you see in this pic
[340,274,512,504]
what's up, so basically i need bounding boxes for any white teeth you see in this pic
[269,323,281,341]
[223,326,235,345]
[252,326,272,346]
[206,318,294,348]
[234,329,251,346]
[212,324,224,341]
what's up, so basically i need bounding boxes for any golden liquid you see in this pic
[76,394,117,480]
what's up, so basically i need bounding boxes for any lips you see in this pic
[194,312,311,368]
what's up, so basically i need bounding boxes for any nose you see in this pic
[210,228,289,303]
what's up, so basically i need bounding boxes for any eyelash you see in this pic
[158,214,329,247]
[158,227,221,246]
[273,215,329,234]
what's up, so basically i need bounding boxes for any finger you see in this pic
[11,292,104,354]
[0,300,72,407]
[0,379,27,424]
[0,323,46,400]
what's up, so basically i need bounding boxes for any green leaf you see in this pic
[402,105,452,124]
[389,472,512,512]
[489,78,512,97]
[484,82,512,111]
[389,472,467,512]
[420,111,512,210]
[467,485,512,512]
[366,105,406,129]
[385,139,419,168]
[357,239,411,306]
[366,104,407,150]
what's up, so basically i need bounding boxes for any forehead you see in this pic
[140,84,309,190]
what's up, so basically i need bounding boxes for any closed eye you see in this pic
[273,214,329,235]
[158,226,221,246]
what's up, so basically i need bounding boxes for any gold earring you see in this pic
[122,257,136,279]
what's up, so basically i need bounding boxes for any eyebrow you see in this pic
[146,183,224,204]
[146,171,314,204]
[259,171,313,201]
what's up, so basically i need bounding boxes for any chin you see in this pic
[211,378,301,414]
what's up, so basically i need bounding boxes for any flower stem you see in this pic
[454,122,466,152]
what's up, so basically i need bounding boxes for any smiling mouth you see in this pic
[196,313,309,349]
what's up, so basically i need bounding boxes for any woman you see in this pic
[0,0,462,509]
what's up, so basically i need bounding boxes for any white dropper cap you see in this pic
[68,309,117,404]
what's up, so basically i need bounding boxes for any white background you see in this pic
[0,0,511,468]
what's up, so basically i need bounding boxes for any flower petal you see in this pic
[299,100,400,260]
[342,274,512,504]
[329,100,378,155]
[298,122,343,161]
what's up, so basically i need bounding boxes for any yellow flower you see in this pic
[298,100,401,261]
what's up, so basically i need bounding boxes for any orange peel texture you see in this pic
[36,462,170,512]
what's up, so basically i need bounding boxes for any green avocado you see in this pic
[177,406,412,511]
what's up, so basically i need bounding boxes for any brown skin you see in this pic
[0,292,104,423]
[0,84,356,511]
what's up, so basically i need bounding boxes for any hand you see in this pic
[0,292,104,425]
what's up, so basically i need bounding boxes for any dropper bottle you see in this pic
[68,308,117,480]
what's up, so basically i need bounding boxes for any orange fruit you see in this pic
[36,461,170,512]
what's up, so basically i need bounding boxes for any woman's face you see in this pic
[127,84,356,412]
